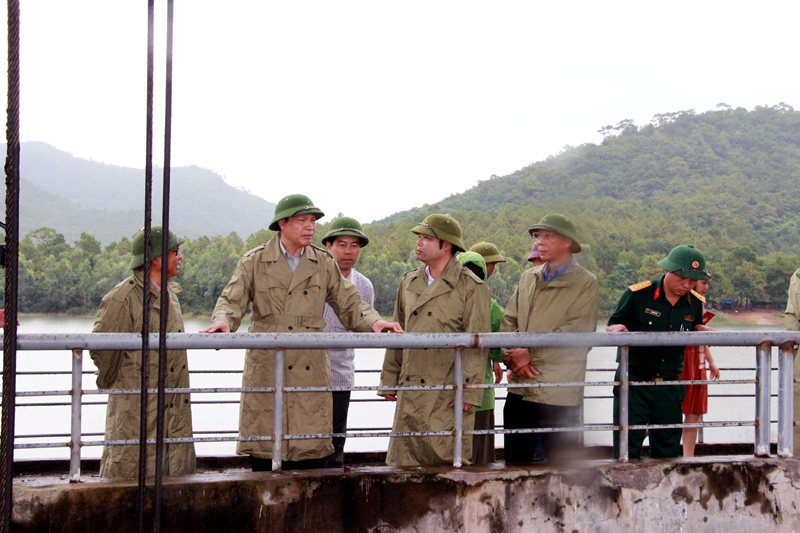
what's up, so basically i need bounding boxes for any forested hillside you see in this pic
[13,142,277,244]
[6,105,800,317]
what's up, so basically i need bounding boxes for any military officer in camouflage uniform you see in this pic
[607,244,710,459]
[380,214,491,466]
[203,194,401,471]
[91,226,196,479]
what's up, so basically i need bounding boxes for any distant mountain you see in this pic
[8,142,276,244]
[373,104,800,257]
[357,104,800,311]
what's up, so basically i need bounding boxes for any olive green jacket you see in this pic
[501,260,599,406]
[211,235,381,461]
[380,256,491,466]
[91,269,196,479]
[785,268,800,454]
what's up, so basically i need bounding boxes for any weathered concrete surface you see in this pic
[12,456,800,532]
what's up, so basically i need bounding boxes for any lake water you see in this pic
[7,317,786,460]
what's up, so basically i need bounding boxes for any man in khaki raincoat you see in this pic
[502,214,599,462]
[380,214,490,466]
[785,267,800,455]
[203,194,401,471]
[91,226,196,479]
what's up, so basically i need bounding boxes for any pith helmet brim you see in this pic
[656,258,711,280]
[269,206,325,231]
[528,213,582,253]
[322,228,369,247]
[129,226,180,269]
[411,214,466,253]
[469,242,506,263]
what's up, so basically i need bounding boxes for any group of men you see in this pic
[90,192,742,479]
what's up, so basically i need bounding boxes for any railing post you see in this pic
[453,347,464,468]
[778,342,794,457]
[618,346,629,462]
[69,349,83,483]
[272,348,285,471]
[755,342,772,457]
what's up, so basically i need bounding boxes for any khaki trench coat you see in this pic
[380,257,490,466]
[211,236,381,461]
[90,270,196,479]
[501,260,599,406]
[785,268,800,454]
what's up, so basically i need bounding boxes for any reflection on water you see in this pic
[6,317,786,460]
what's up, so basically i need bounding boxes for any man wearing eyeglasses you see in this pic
[380,214,491,466]
[607,244,710,459]
[91,226,196,479]
[501,213,599,463]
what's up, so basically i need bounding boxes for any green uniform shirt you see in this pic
[607,276,704,379]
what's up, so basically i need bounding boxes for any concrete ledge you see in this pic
[13,456,800,532]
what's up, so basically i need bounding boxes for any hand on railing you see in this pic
[606,324,628,332]
[372,320,404,333]
[200,321,230,333]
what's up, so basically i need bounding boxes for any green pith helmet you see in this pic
[321,216,369,247]
[411,213,466,253]
[457,251,487,280]
[268,194,325,231]
[129,225,180,269]
[528,213,582,253]
[469,241,506,263]
[657,245,711,280]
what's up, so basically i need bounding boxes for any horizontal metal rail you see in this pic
[3,331,796,478]
[7,330,800,350]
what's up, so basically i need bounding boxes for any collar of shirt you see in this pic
[149,279,168,293]
[542,257,572,282]
[424,265,435,285]
[279,238,304,272]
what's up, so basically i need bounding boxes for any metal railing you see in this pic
[4,330,798,480]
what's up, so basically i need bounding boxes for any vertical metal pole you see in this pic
[777,342,794,457]
[272,349,285,471]
[453,347,464,468]
[138,1,156,531]
[618,346,629,463]
[755,342,771,457]
[153,1,175,530]
[69,349,83,483]
[1,0,20,529]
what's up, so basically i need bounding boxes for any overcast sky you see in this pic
[6,1,800,223]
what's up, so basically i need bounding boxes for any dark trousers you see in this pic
[613,374,684,459]
[324,391,351,468]
[503,393,581,463]
[471,409,496,464]
[250,456,325,472]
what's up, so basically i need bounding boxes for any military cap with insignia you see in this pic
[269,193,325,231]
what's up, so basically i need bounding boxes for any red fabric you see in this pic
[681,345,708,415]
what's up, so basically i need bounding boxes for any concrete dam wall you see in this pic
[12,456,800,532]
